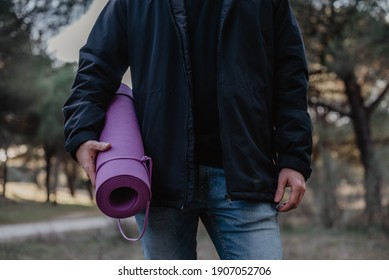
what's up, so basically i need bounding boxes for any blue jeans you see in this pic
[135,165,282,260]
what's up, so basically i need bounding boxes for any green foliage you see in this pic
[0,53,55,142]
[292,0,389,81]
[36,63,77,149]
[0,1,34,134]
[0,0,91,147]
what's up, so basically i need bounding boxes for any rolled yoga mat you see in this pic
[95,83,152,241]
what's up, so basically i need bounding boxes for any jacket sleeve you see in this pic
[62,0,129,159]
[273,0,312,180]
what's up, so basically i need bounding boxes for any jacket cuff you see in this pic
[277,154,312,181]
[65,131,99,161]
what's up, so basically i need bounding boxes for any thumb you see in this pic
[91,141,111,152]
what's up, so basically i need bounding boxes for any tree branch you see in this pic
[367,80,389,116]
[308,99,351,117]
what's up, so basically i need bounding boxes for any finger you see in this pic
[295,186,305,208]
[277,199,294,212]
[77,141,111,161]
[88,142,110,186]
[277,183,306,212]
[82,159,97,187]
[276,200,288,211]
[289,183,301,205]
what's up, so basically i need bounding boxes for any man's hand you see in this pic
[76,140,111,187]
[274,168,306,212]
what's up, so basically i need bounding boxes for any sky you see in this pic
[47,0,108,63]
[47,0,131,84]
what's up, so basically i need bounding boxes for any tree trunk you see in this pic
[1,148,9,198]
[64,158,77,197]
[44,143,53,203]
[51,155,62,206]
[86,179,94,201]
[343,76,382,224]
[318,121,340,228]
[1,161,7,198]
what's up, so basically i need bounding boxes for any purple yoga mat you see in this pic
[95,83,152,241]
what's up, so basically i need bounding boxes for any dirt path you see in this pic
[0,216,116,242]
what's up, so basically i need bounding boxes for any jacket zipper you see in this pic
[167,0,194,210]
[216,0,234,197]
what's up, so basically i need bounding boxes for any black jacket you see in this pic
[63,0,312,209]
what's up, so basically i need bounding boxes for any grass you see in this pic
[0,221,219,260]
[281,227,389,259]
[0,182,99,225]
[0,227,144,260]
[1,220,389,260]
[0,198,99,225]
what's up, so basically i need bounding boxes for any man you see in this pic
[63,0,312,260]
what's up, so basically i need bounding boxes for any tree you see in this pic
[0,0,92,198]
[0,10,44,195]
[292,0,389,224]
[1,0,92,124]
[35,63,82,203]
[0,0,91,135]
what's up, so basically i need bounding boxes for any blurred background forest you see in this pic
[1,0,389,259]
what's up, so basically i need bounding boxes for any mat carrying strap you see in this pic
[117,156,152,242]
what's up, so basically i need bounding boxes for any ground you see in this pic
[1,183,389,260]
